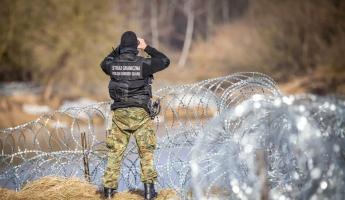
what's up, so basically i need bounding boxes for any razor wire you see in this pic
[0,72,279,196]
[191,93,345,199]
[2,72,344,199]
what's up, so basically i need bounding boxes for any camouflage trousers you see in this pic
[103,107,158,189]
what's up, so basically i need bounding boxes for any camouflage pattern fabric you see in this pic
[103,107,158,189]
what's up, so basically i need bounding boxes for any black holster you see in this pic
[148,99,161,120]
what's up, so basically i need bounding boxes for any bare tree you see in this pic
[222,0,230,22]
[178,0,195,68]
[206,0,214,39]
[150,0,159,48]
[158,1,177,45]
[0,1,16,65]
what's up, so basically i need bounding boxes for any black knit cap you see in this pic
[120,31,138,48]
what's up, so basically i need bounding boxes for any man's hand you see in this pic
[137,38,147,50]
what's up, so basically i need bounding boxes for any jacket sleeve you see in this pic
[100,47,119,75]
[143,45,170,76]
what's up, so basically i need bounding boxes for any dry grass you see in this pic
[0,176,179,200]
[279,66,345,95]
[189,22,267,81]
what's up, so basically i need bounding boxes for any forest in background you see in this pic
[0,0,345,98]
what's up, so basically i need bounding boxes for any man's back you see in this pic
[101,39,170,112]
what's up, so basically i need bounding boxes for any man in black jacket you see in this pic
[100,31,170,200]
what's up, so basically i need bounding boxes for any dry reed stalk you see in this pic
[81,132,91,182]
[0,176,179,200]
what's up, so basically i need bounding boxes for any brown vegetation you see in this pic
[0,0,249,90]
[280,66,345,95]
[0,176,179,200]
[1,0,344,94]
[0,0,136,97]
[189,0,345,94]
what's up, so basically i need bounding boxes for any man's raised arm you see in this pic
[144,46,170,74]
[137,38,170,76]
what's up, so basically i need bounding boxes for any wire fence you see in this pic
[2,72,344,199]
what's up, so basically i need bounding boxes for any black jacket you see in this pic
[101,45,170,111]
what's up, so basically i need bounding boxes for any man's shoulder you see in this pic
[137,56,151,65]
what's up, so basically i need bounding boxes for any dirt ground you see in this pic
[0,177,179,200]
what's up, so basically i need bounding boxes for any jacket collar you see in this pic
[119,46,139,55]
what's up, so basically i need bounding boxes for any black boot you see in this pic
[103,187,116,199]
[144,183,157,200]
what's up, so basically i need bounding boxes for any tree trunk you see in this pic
[206,0,214,39]
[150,0,159,48]
[0,1,16,64]
[222,0,230,22]
[178,0,194,68]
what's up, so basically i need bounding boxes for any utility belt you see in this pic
[111,95,161,120]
